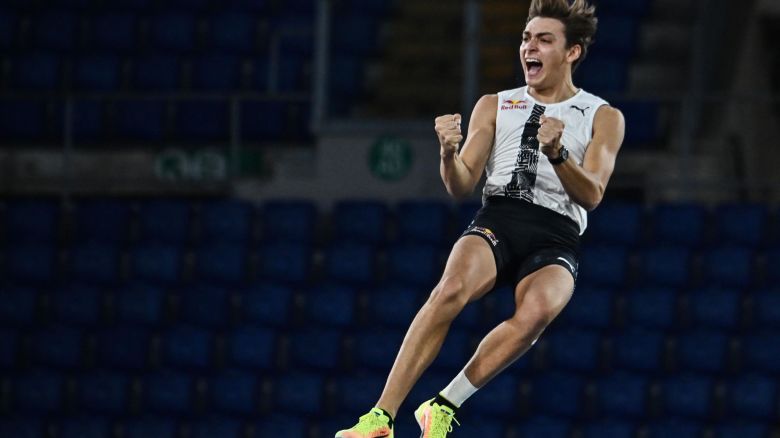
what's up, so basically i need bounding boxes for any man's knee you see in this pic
[512,287,570,334]
[427,275,470,310]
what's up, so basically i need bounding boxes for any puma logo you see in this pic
[570,105,590,116]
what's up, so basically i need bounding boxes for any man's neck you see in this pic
[528,79,578,104]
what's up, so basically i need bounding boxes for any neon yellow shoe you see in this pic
[414,398,460,438]
[335,407,394,438]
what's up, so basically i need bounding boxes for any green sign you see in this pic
[155,148,228,182]
[368,136,413,182]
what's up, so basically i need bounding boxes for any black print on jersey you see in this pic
[504,103,546,201]
[570,105,590,116]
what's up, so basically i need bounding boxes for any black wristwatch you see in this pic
[548,146,569,165]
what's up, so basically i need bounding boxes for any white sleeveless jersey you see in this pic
[483,86,608,234]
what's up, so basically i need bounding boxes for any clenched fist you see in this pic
[435,114,463,158]
[537,115,564,158]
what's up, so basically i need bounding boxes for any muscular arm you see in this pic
[438,94,497,199]
[549,106,625,211]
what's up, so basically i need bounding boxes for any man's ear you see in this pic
[566,44,582,64]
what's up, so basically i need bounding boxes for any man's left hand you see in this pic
[537,115,565,159]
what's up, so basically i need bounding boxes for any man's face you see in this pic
[520,17,577,88]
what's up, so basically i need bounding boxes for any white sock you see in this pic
[439,370,478,407]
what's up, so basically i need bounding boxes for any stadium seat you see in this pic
[194,244,248,286]
[192,54,244,91]
[332,200,389,245]
[0,100,48,141]
[133,54,182,90]
[13,369,65,413]
[74,55,122,91]
[129,243,182,286]
[274,372,324,414]
[583,419,636,438]
[713,422,769,438]
[676,329,730,374]
[323,242,376,286]
[625,287,678,328]
[199,199,253,244]
[5,200,59,244]
[51,283,103,326]
[386,244,440,287]
[12,53,62,91]
[179,284,231,327]
[596,15,638,55]
[256,414,307,437]
[90,13,138,51]
[546,328,602,372]
[367,284,420,327]
[4,244,57,286]
[714,203,768,247]
[516,415,572,438]
[468,373,519,417]
[114,100,167,141]
[30,325,84,369]
[227,325,276,370]
[354,329,405,370]
[174,101,229,142]
[616,100,662,146]
[188,416,243,438]
[612,326,665,372]
[595,0,650,16]
[289,328,343,370]
[257,243,311,285]
[144,370,194,414]
[333,372,385,412]
[578,245,629,286]
[77,371,129,415]
[0,286,39,327]
[689,287,741,329]
[596,371,648,418]
[97,326,152,370]
[752,289,780,328]
[396,200,451,246]
[638,247,691,287]
[0,329,19,369]
[123,417,178,438]
[456,420,505,437]
[303,283,356,327]
[67,243,120,286]
[701,247,753,288]
[332,14,379,55]
[742,331,780,373]
[575,55,628,93]
[0,11,19,51]
[240,101,287,141]
[560,286,614,329]
[531,371,585,417]
[115,283,167,326]
[661,374,713,418]
[33,12,77,50]
[72,199,131,244]
[241,282,294,326]
[207,13,256,53]
[728,373,777,420]
[162,325,214,370]
[149,13,197,52]
[585,202,643,245]
[651,204,706,247]
[430,329,470,371]
[0,417,43,438]
[211,369,259,415]
[261,200,317,243]
[138,200,191,244]
[646,418,703,438]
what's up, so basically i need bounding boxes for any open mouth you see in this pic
[526,59,543,76]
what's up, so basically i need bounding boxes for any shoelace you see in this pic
[430,406,460,436]
[355,411,389,433]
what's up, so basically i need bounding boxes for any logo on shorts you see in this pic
[501,99,528,111]
[467,226,499,246]
[556,256,576,273]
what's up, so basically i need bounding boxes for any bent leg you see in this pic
[375,235,497,417]
[462,265,574,388]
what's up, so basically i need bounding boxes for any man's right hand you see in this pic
[435,114,463,158]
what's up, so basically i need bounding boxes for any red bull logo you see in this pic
[501,99,528,111]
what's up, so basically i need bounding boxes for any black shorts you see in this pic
[462,196,581,287]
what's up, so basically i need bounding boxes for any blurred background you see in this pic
[1,0,780,437]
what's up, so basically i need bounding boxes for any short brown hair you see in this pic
[527,0,598,71]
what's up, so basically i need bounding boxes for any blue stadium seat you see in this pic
[616,100,661,146]
[58,416,112,438]
[324,242,376,286]
[514,415,571,438]
[304,283,356,327]
[0,417,43,438]
[74,55,122,91]
[595,0,650,16]
[130,243,182,286]
[179,284,230,327]
[0,100,47,141]
[144,370,194,414]
[596,372,648,418]
[431,329,470,371]
[0,12,19,51]
[714,204,767,247]
[14,370,65,413]
[133,54,182,90]
[639,247,691,287]
[138,200,191,244]
[333,200,389,245]
[586,202,642,245]
[115,100,167,141]
[646,418,703,438]
[596,15,638,55]
[456,201,482,232]
[72,100,105,141]
[194,244,248,285]
[228,325,275,369]
[51,283,103,326]
[290,328,342,370]
[713,422,769,438]
[546,328,601,372]
[261,200,317,243]
[576,55,628,93]
[332,14,379,55]
[456,421,505,437]
[583,419,636,438]
[49,0,92,9]
[241,282,294,326]
[560,286,614,328]
[386,244,440,288]
[257,243,311,285]
[33,12,77,50]
[469,373,519,417]
[31,325,84,369]
[702,248,753,288]
[211,369,259,415]
[200,199,253,244]
[0,329,18,371]
[652,204,706,247]
[192,54,243,91]
[73,199,130,244]
[531,371,585,417]
[368,284,420,328]
[396,200,451,246]
[0,286,39,327]
[329,55,362,104]
[612,327,665,372]
[240,101,286,141]
[12,53,61,91]
[5,244,56,286]
[5,200,59,244]
[407,371,452,409]
[77,371,129,415]
[661,374,713,418]
[275,372,324,414]
[689,287,740,329]
[115,283,167,326]
[354,329,405,370]
[149,13,196,52]
[752,289,780,328]
[67,243,120,286]
[189,416,242,438]
[97,326,151,370]
[123,417,178,438]
[728,373,777,420]
[110,0,154,10]
[334,372,385,412]
[175,101,229,142]
[162,325,214,370]
[579,245,629,286]
[676,329,729,374]
[256,415,307,437]
[208,13,256,53]
[90,13,138,51]
[625,287,678,328]
[743,331,780,373]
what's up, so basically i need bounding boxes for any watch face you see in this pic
[561,148,569,160]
